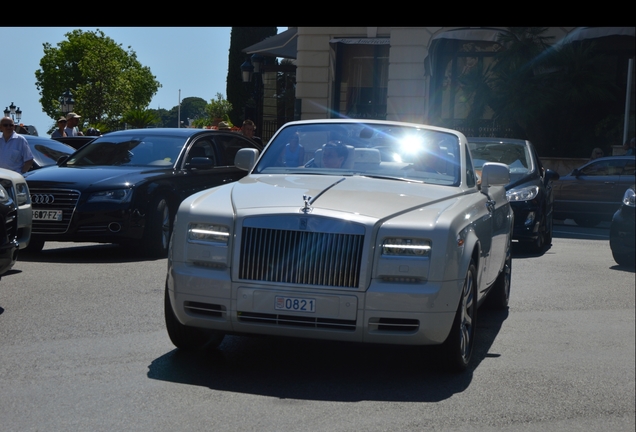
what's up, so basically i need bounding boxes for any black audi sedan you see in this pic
[24,135,76,170]
[0,184,19,276]
[468,138,560,252]
[24,128,260,256]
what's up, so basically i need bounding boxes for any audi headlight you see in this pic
[623,188,636,207]
[0,185,9,204]
[382,238,431,257]
[506,185,539,202]
[15,182,29,206]
[188,223,230,245]
[87,189,133,203]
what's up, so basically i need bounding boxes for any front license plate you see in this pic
[275,296,316,313]
[32,209,63,221]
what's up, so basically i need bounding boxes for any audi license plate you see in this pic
[275,296,316,313]
[33,210,63,221]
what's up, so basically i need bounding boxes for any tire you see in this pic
[23,238,45,253]
[142,196,172,257]
[525,215,546,254]
[612,251,635,267]
[544,211,553,246]
[573,217,601,228]
[164,286,225,350]
[487,240,512,309]
[441,260,477,373]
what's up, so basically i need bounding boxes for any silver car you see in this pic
[165,120,513,372]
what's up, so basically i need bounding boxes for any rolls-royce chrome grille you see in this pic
[239,227,364,288]
[30,188,80,234]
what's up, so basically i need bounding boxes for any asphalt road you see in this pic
[0,221,634,432]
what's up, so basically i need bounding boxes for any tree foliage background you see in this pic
[35,29,161,131]
[226,27,277,126]
[460,27,626,157]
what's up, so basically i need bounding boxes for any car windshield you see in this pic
[253,123,461,186]
[468,141,533,175]
[66,134,186,167]
[29,139,75,165]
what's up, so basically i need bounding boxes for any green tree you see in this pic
[122,109,159,129]
[226,27,277,125]
[35,29,161,130]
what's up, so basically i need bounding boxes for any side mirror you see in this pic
[235,148,260,171]
[481,162,510,196]
[57,155,70,166]
[545,168,560,183]
[186,157,214,170]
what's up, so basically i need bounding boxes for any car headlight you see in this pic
[15,182,29,206]
[87,189,133,203]
[623,188,636,207]
[382,238,431,257]
[0,185,9,204]
[188,223,230,245]
[506,185,539,202]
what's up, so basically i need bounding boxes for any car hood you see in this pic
[23,165,168,190]
[226,174,465,219]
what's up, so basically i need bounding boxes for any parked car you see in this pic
[468,138,559,252]
[0,184,19,276]
[23,128,261,256]
[24,135,76,170]
[609,185,635,267]
[553,156,636,227]
[0,168,31,250]
[164,119,514,372]
[52,136,97,150]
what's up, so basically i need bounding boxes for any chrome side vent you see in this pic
[368,318,419,333]
[184,302,227,319]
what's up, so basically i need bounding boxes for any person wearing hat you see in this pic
[51,117,68,138]
[65,112,84,136]
[217,121,232,130]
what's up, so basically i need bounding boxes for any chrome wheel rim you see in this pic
[460,270,475,362]
[160,201,170,250]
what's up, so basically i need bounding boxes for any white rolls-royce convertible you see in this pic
[165,119,513,372]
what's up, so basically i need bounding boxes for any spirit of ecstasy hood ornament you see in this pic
[301,194,312,213]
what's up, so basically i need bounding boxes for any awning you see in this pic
[430,27,509,43]
[561,27,635,44]
[243,28,298,59]
[329,38,390,45]
[425,28,510,76]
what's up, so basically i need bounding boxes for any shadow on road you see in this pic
[147,308,509,402]
[17,243,162,264]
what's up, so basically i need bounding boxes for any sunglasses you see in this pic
[1,123,14,127]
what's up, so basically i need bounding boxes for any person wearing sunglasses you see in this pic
[0,117,34,173]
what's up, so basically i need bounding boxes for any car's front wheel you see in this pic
[164,286,225,350]
[23,238,45,254]
[441,260,477,373]
[143,196,172,257]
[611,250,635,267]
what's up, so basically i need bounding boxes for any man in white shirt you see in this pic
[0,117,34,173]
[65,112,84,136]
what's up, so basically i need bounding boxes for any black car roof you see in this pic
[101,128,228,138]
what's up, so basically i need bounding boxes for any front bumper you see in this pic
[167,263,461,346]
[510,201,542,242]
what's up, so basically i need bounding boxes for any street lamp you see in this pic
[59,90,75,116]
[3,102,22,122]
[241,53,264,135]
